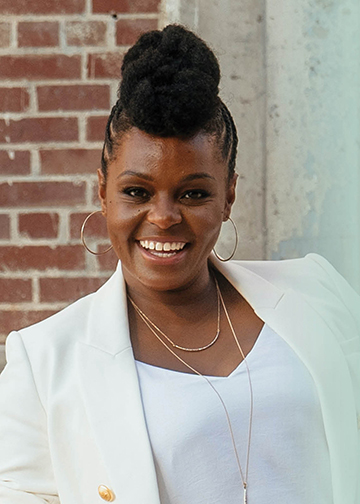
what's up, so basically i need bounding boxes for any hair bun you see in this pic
[119,24,221,136]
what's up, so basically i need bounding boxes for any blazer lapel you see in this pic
[76,263,160,504]
[214,257,358,504]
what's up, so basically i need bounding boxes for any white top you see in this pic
[135,324,333,504]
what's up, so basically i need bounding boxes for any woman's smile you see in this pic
[138,239,187,255]
[138,240,187,252]
[98,127,237,293]
[135,238,189,267]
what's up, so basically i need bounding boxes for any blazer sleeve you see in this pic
[0,331,59,504]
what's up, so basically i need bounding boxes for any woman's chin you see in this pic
[122,261,209,295]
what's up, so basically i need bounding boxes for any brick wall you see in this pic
[0,0,160,349]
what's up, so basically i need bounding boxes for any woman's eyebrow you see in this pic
[181,173,216,182]
[117,171,216,182]
[117,170,154,181]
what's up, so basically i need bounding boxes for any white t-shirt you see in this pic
[135,324,333,504]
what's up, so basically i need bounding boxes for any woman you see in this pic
[0,24,359,504]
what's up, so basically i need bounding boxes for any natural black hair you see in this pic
[101,24,238,180]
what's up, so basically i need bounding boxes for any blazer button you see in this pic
[98,485,115,501]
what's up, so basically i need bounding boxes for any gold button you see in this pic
[98,485,115,501]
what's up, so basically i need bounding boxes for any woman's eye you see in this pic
[182,190,209,200]
[124,188,150,199]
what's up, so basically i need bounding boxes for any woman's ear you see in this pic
[97,169,107,216]
[224,173,238,221]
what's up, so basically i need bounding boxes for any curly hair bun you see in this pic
[119,24,221,136]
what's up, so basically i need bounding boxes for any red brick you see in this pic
[66,21,107,46]
[40,276,106,303]
[70,211,108,239]
[0,214,10,239]
[0,55,81,81]
[0,182,85,208]
[0,117,78,143]
[0,23,11,48]
[86,116,108,142]
[0,0,85,15]
[92,0,160,14]
[0,245,85,271]
[0,278,32,303]
[97,246,118,271]
[40,149,102,175]
[37,85,110,112]
[116,19,158,46]
[87,52,123,79]
[0,88,29,112]
[19,212,59,239]
[0,310,58,338]
[18,22,59,48]
[0,151,30,175]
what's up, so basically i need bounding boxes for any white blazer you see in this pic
[0,253,359,504]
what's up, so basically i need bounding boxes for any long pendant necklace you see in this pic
[128,274,253,504]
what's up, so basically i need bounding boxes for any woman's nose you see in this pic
[146,195,182,229]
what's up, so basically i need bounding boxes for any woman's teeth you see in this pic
[139,240,186,254]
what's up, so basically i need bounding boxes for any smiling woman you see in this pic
[0,24,359,504]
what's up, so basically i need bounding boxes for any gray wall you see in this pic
[161,0,360,291]
[162,0,267,261]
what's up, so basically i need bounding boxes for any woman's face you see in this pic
[98,127,237,293]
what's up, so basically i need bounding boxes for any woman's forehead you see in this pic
[107,128,226,178]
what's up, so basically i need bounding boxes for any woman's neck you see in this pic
[123,262,218,319]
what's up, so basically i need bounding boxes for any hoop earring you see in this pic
[213,217,238,262]
[80,210,113,256]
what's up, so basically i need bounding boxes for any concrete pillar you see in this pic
[266,0,360,289]
[160,0,360,290]
[160,0,267,261]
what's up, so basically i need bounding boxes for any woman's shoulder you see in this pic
[229,253,360,329]
[8,268,119,355]
[2,266,127,402]
[231,252,329,276]
[6,289,96,363]
[230,253,349,290]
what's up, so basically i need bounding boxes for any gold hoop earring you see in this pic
[213,217,238,262]
[80,210,113,256]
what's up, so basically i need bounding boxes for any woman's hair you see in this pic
[101,24,238,180]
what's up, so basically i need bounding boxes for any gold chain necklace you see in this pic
[127,275,253,504]
[129,281,220,352]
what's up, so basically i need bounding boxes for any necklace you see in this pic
[128,274,253,504]
[129,280,221,352]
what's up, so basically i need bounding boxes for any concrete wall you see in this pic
[161,0,360,291]
[266,0,360,288]
[161,0,267,261]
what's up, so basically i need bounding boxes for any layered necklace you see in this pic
[128,274,254,504]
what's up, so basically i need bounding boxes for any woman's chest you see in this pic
[135,324,333,504]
